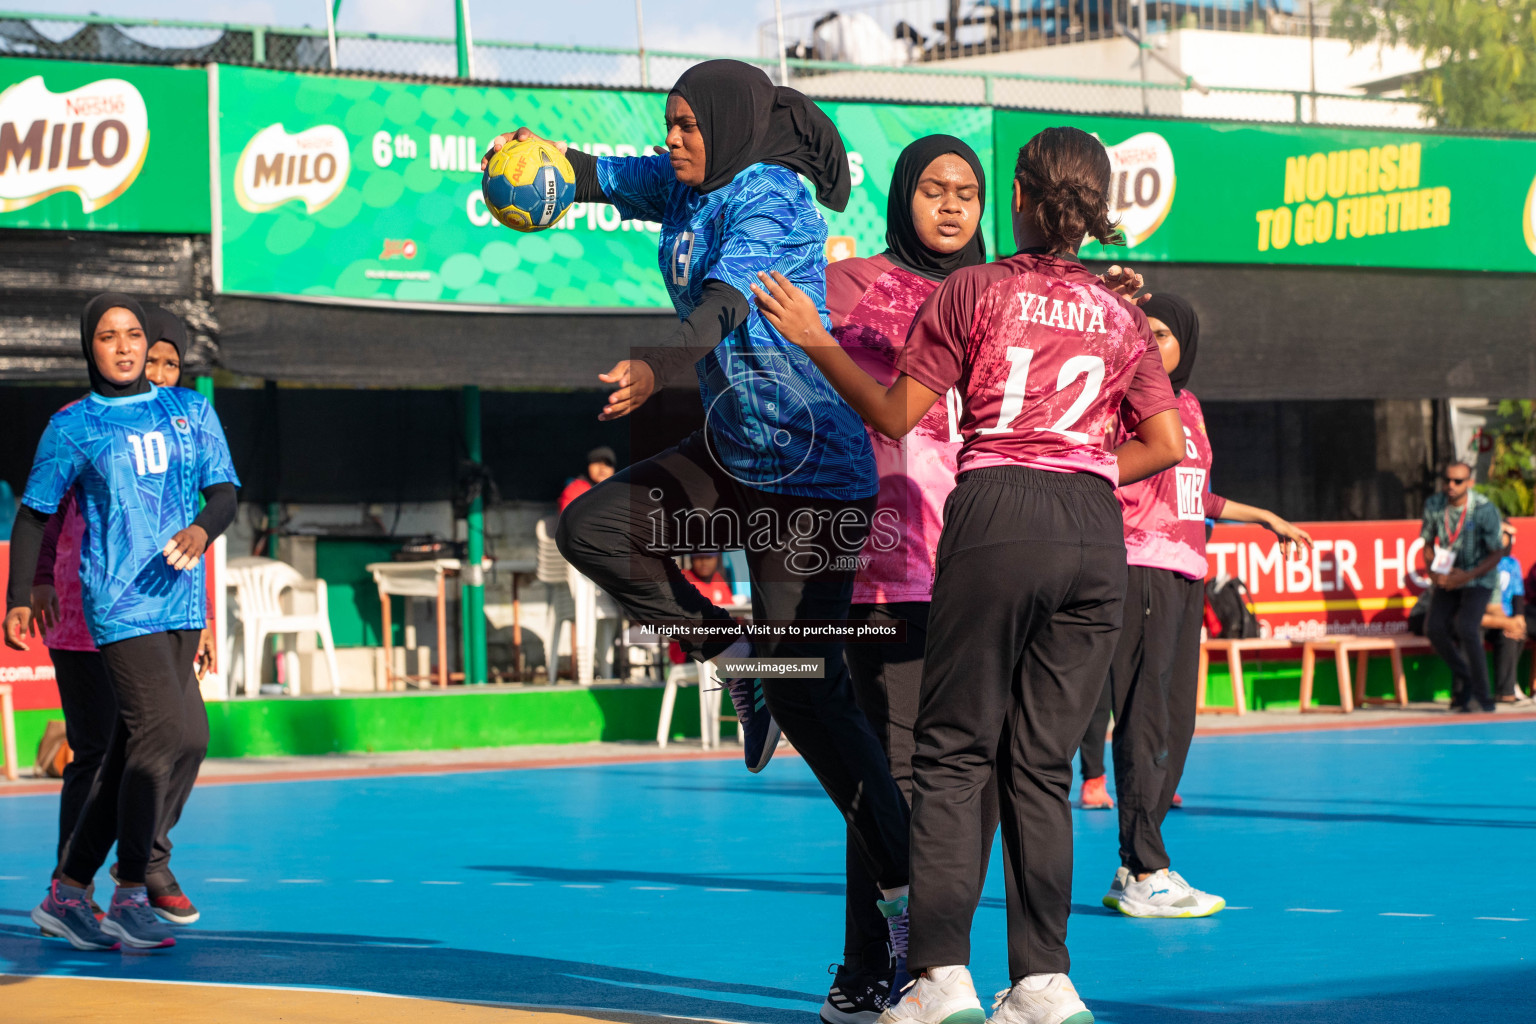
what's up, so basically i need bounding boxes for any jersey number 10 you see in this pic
[127,431,169,476]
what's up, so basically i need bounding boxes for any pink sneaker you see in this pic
[1080,775,1114,810]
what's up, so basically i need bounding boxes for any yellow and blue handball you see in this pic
[482,137,577,232]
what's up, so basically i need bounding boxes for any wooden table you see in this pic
[367,559,463,689]
[1299,634,1434,713]
[492,557,537,681]
[1197,638,1299,715]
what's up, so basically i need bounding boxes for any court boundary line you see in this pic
[0,972,744,1024]
[2,712,1534,797]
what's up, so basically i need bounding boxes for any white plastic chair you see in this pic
[227,556,341,696]
[657,657,726,749]
[536,516,621,683]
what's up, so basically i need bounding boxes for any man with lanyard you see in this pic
[1420,461,1505,713]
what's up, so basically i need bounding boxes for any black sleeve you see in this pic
[6,504,48,612]
[564,148,606,204]
[190,482,238,544]
[1513,594,1525,619]
[640,279,753,388]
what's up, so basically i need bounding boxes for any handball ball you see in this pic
[482,138,576,232]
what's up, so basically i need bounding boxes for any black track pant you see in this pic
[1108,565,1204,876]
[1487,629,1522,699]
[842,602,998,970]
[1427,585,1494,709]
[50,649,116,871]
[61,630,206,884]
[908,467,1124,980]
[556,431,909,889]
[1077,677,1113,780]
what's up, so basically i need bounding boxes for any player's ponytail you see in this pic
[1014,127,1124,254]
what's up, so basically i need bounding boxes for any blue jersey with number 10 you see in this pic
[21,387,239,646]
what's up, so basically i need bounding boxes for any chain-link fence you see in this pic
[1,10,1422,127]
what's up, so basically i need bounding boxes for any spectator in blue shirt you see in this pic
[1482,551,1529,704]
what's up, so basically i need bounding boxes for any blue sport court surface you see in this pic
[2,719,1533,1022]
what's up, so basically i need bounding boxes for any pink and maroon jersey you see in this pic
[34,489,98,652]
[898,251,1176,485]
[1117,389,1227,580]
[829,255,959,604]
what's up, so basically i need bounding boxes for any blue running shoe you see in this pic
[878,892,912,997]
[725,676,781,773]
[101,886,176,949]
[32,880,119,951]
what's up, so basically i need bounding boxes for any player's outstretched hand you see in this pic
[481,128,567,170]
[1268,516,1314,558]
[163,525,209,571]
[752,271,833,349]
[30,584,59,635]
[598,359,656,420]
[3,606,34,651]
[1100,264,1144,300]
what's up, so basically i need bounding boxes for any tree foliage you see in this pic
[1332,0,1536,131]
[1474,400,1536,517]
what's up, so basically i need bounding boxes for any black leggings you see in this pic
[1077,676,1113,781]
[1108,565,1204,875]
[556,431,909,889]
[61,630,206,885]
[842,603,999,970]
[909,467,1125,980]
[50,649,116,872]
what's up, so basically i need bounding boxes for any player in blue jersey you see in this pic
[484,58,912,972]
[5,293,239,952]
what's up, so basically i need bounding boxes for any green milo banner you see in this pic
[993,110,1536,272]
[215,65,992,309]
[0,58,209,232]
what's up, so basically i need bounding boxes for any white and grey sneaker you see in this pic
[1113,868,1225,919]
[988,975,1093,1024]
[1100,867,1131,911]
[877,965,986,1024]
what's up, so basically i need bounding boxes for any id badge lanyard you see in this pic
[1432,501,1470,575]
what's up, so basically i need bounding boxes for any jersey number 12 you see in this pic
[127,431,169,476]
[976,347,1105,442]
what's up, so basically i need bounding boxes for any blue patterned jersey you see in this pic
[21,387,239,645]
[596,155,875,499]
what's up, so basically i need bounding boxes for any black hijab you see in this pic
[80,292,150,398]
[143,303,188,365]
[883,135,987,282]
[670,60,851,212]
[1141,292,1199,394]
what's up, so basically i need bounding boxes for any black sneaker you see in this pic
[820,962,892,1024]
[724,676,781,773]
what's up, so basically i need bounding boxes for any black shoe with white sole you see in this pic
[820,962,893,1024]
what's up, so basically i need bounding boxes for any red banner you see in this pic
[1206,516,1536,640]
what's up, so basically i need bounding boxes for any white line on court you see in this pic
[204,878,248,883]
[1286,908,1342,913]
[1475,916,1528,921]
[278,879,324,884]
[1380,912,1433,917]
[357,879,394,884]
[422,881,461,885]
[633,886,677,890]
[561,884,603,889]
[705,887,749,892]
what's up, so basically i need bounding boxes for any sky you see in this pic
[48,0,786,56]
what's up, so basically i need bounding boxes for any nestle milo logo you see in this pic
[235,122,349,214]
[0,75,149,213]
